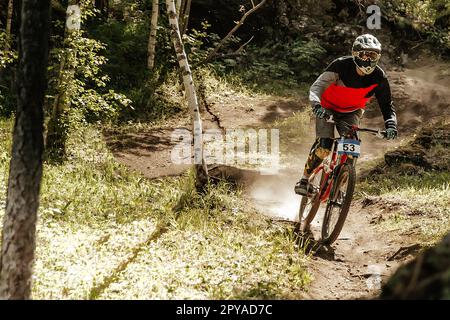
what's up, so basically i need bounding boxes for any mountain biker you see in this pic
[294,34,398,196]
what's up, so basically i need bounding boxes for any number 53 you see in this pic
[343,144,355,152]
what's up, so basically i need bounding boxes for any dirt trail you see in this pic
[244,165,416,299]
[297,202,415,299]
[103,65,449,299]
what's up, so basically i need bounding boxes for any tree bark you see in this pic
[165,0,208,188]
[6,0,14,36]
[179,0,191,36]
[177,0,185,23]
[176,0,182,19]
[147,0,159,70]
[5,0,14,50]
[0,0,50,300]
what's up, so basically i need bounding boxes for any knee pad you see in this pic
[314,138,333,159]
[315,147,331,159]
[319,138,334,150]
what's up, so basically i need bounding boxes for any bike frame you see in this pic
[298,119,386,242]
[310,141,349,203]
[306,122,384,204]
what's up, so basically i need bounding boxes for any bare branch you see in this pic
[203,0,267,63]
[235,35,254,54]
[194,36,254,68]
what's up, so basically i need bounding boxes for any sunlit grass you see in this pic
[358,167,450,245]
[0,118,310,299]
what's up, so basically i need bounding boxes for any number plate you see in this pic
[337,139,361,157]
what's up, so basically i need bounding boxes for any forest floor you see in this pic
[102,60,450,299]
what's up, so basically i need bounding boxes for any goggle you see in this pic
[354,50,381,61]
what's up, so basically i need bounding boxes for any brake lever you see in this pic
[376,130,386,139]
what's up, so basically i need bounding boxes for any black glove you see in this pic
[385,119,398,140]
[313,104,327,119]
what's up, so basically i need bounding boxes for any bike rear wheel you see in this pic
[321,163,356,245]
[297,168,325,233]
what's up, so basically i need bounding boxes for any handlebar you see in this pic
[324,114,386,139]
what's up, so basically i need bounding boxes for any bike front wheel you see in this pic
[321,163,356,245]
[297,168,325,233]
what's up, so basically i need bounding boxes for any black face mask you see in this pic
[353,55,379,74]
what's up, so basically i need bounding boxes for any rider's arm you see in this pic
[309,61,340,108]
[374,74,397,130]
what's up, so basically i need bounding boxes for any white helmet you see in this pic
[352,34,382,75]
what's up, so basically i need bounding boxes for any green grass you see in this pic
[0,117,311,299]
[357,169,450,245]
[355,118,450,246]
[272,109,312,148]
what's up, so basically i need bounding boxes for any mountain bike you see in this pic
[296,116,386,245]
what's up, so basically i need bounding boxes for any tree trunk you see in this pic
[6,0,14,36]
[179,0,191,35]
[0,0,50,300]
[45,0,80,159]
[147,0,159,70]
[5,0,14,50]
[176,0,182,19]
[165,0,208,188]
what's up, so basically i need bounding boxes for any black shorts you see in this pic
[315,109,364,138]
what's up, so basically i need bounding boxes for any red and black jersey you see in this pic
[309,56,397,128]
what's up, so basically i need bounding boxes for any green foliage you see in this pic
[47,30,131,124]
[183,20,229,65]
[0,30,18,116]
[288,40,328,78]
[89,20,151,91]
[385,0,450,54]
[216,39,326,89]
[88,17,182,121]
[0,32,16,69]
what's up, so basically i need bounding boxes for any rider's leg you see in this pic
[334,109,364,136]
[295,115,335,195]
[295,138,334,195]
[303,137,334,176]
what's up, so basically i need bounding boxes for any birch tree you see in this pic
[46,0,80,158]
[147,0,159,70]
[5,0,14,50]
[165,0,208,187]
[0,0,50,299]
[179,0,191,36]
[6,0,14,37]
[176,0,182,19]
[175,0,191,36]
